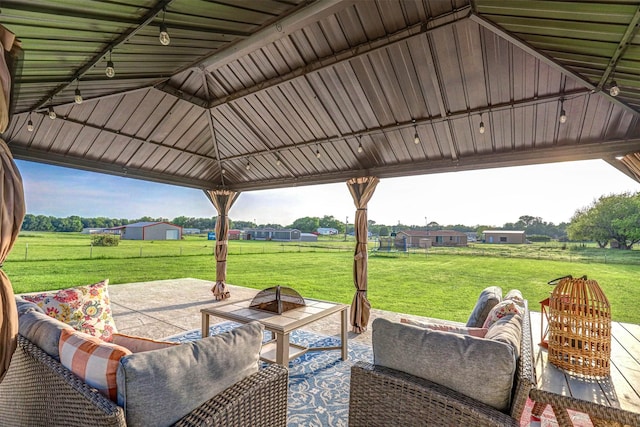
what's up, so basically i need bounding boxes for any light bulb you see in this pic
[74,88,83,104]
[221,168,226,174]
[27,119,34,132]
[106,60,115,78]
[357,143,363,153]
[413,132,420,144]
[48,106,56,120]
[479,121,485,134]
[245,162,251,170]
[610,81,620,97]
[559,110,567,124]
[276,157,282,166]
[159,23,170,46]
[316,149,321,158]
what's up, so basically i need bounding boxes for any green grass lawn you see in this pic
[6,232,640,324]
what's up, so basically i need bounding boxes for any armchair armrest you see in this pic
[349,361,518,427]
[173,364,289,427]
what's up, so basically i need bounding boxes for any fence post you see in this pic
[90,243,93,259]
[24,243,28,261]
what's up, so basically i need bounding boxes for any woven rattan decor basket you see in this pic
[548,276,611,377]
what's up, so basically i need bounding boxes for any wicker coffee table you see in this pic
[201,298,348,366]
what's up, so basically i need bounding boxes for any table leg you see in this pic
[275,332,290,366]
[341,308,348,360]
[202,313,210,338]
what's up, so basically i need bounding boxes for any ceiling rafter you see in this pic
[598,5,640,90]
[32,112,218,163]
[221,137,640,192]
[207,5,471,109]
[219,89,590,162]
[30,0,178,112]
[469,11,639,118]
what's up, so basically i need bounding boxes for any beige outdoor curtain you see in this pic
[0,26,25,381]
[347,176,379,333]
[205,189,240,300]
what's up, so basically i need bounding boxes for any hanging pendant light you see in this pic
[357,135,363,153]
[105,51,115,78]
[609,80,620,97]
[316,146,321,158]
[479,113,485,134]
[159,8,170,46]
[245,161,251,170]
[74,80,83,104]
[559,99,567,124]
[276,156,282,166]
[48,99,56,120]
[412,120,420,144]
[27,112,34,132]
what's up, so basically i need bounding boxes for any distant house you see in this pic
[183,228,201,235]
[244,228,301,241]
[483,230,526,244]
[228,229,242,240]
[396,230,468,248]
[317,227,338,235]
[300,233,318,242]
[81,227,112,234]
[114,221,182,240]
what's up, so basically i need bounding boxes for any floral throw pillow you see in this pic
[22,279,117,342]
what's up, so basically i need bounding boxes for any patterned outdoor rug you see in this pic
[168,322,592,427]
[167,321,372,427]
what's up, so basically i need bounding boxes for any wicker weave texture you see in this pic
[349,305,535,426]
[0,335,126,427]
[548,277,611,377]
[0,335,289,427]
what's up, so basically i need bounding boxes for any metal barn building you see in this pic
[119,222,182,241]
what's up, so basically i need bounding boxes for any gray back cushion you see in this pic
[372,318,517,412]
[466,286,502,327]
[18,310,72,359]
[15,296,44,316]
[117,321,264,427]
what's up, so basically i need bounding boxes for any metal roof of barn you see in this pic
[3,0,640,193]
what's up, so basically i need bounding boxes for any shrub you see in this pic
[527,234,551,242]
[91,233,120,246]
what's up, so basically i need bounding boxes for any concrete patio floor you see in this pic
[109,277,442,345]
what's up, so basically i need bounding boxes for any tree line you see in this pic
[19,192,639,249]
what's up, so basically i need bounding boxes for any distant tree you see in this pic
[261,223,283,229]
[232,220,256,229]
[290,216,320,233]
[378,226,390,237]
[319,215,345,232]
[568,192,640,249]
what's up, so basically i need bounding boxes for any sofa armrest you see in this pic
[173,363,289,427]
[0,335,126,427]
[349,361,518,427]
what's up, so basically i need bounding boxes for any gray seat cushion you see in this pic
[485,313,522,358]
[372,317,517,412]
[15,296,44,316]
[466,286,502,327]
[116,321,264,427]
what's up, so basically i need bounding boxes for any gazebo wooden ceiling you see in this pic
[3,0,640,191]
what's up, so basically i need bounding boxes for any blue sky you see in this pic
[16,158,640,227]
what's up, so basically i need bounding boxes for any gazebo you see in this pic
[2,0,640,345]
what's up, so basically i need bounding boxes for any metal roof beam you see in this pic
[208,6,471,109]
[196,0,355,72]
[153,82,209,109]
[34,112,218,163]
[222,138,640,191]
[8,144,214,190]
[219,89,588,162]
[30,0,179,112]
[598,5,640,89]
[469,11,640,118]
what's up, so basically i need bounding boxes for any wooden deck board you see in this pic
[530,311,640,422]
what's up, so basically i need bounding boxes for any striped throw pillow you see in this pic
[59,329,131,401]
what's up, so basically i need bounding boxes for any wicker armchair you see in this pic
[0,335,289,427]
[349,305,535,427]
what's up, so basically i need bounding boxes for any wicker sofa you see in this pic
[0,299,289,427]
[349,289,535,427]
